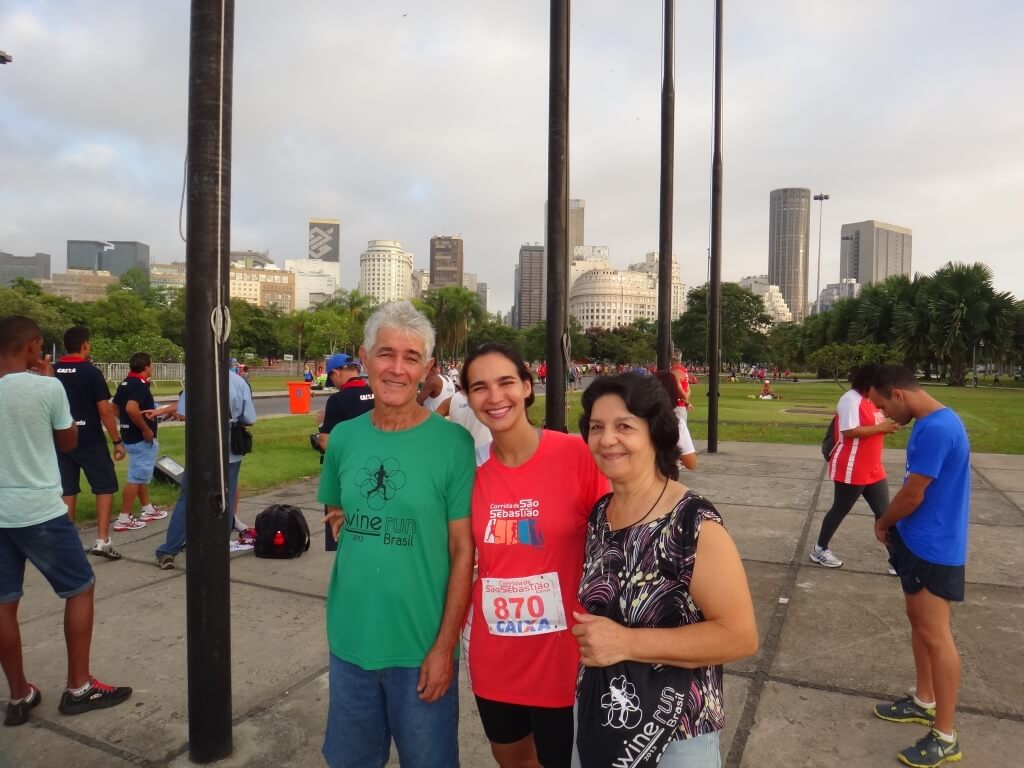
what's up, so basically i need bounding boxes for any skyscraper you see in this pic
[429,235,463,288]
[568,199,585,255]
[0,251,50,288]
[768,188,811,322]
[516,243,545,329]
[839,220,912,285]
[359,240,412,305]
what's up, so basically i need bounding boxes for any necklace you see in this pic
[607,477,669,534]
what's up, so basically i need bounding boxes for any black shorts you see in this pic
[474,695,573,768]
[890,529,965,602]
[58,441,118,496]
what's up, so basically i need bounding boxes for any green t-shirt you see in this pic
[317,410,474,669]
[0,373,74,528]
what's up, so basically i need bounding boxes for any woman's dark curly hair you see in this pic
[579,373,680,481]
[460,342,536,411]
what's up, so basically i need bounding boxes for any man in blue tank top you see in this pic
[868,365,970,768]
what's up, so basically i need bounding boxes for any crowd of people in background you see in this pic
[0,303,973,768]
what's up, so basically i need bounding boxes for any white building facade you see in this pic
[739,275,793,324]
[284,258,339,310]
[359,240,413,305]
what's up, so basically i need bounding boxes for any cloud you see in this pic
[1,0,1021,315]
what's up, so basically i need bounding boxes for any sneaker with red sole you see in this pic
[238,528,257,546]
[140,507,168,522]
[4,684,41,726]
[113,517,146,532]
[58,678,132,715]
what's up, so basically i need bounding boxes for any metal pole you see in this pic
[545,0,569,432]
[657,0,675,371]
[813,193,829,315]
[707,0,724,452]
[184,0,234,761]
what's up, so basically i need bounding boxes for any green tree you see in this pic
[86,292,161,339]
[10,277,43,296]
[927,262,994,386]
[0,287,68,348]
[90,333,184,363]
[421,286,485,361]
[110,267,161,307]
[673,283,770,364]
[465,321,522,355]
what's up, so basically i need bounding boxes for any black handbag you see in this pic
[229,421,253,455]
[576,517,698,768]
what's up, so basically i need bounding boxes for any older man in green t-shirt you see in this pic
[318,302,474,768]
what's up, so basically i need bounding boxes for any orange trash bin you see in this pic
[287,381,312,414]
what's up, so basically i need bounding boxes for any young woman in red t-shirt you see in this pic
[461,343,608,768]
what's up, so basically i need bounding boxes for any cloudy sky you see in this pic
[2,1,1022,315]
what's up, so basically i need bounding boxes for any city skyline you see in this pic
[2,1,1022,316]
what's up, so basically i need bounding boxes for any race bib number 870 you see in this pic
[481,572,567,636]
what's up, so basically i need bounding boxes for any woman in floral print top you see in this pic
[571,374,758,767]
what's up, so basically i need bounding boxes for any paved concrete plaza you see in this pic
[3,442,1023,767]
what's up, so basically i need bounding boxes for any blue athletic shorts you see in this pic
[0,515,96,603]
[125,439,159,484]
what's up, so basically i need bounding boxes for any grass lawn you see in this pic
[528,379,1024,454]
[149,374,301,397]
[70,415,324,526]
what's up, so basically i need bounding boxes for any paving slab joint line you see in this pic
[724,464,827,768]
[972,465,1024,516]
[32,716,155,767]
[761,674,1024,724]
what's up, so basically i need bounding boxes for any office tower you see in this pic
[462,272,478,294]
[476,282,489,312]
[840,220,912,285]
[568,199,585,255]
[308,219,340,263]
[230,249,273,268]
[768,188,811,322]
[0,251,51,288]
[516,243,545,329]
[229,264,295,311]
[627,251,688,319]
[284,258,339,310]
[410,269,430,300]
[569,268,658,331]
[41,270,119,302]
[429,235,464,288]
[359,240,413,305]
[67,240,150,277]
[817,279,862,314]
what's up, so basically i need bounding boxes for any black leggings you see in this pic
[474,695,574,768]
[816,479,890,549]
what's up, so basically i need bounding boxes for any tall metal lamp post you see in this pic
[813,193,830,316]
[973,338,985,387]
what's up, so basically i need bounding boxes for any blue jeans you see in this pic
[155,460,241,558]
[323,654,459,768]
[0,515,95,603]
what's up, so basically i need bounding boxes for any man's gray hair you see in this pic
[363,301,435,358]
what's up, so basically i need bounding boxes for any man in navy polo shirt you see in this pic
[868,365,971,768]
[55,327,126,559]
[318,353,374,551]
[111,352,167,531]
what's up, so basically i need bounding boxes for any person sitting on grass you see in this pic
[0,315,131,727]
[758,380,780,400]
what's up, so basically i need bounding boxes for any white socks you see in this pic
[67,680,91,697]
[913,693,936,709]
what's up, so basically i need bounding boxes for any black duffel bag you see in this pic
[254,504,311,559]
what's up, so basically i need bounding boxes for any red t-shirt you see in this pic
[671,363,690,403]
[828,389,887,485]
[468,430,610,707]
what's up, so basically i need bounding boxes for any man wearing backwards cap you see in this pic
[318,353,374,551]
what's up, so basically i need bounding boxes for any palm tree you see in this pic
[422,286,485,361]
[891,274,934,374]
[926,262,993,386]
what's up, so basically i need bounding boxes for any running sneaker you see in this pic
[156,554,176,570]
[874,695,936,726]
[88,540,123,560]
[809,545,843,568]
[897,730,961,767]
[57,678,132,715]
[113,517,146,532]
[140,507,168,522]
[888,565,899,576]
[237,527,257,546]
[4,684,40,727]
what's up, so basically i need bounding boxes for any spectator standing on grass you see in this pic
[54,326,127,560]
[670,350,692,420]
[654,370,698,471]
[152,365,257,569]
[318,354,374,551]
[0,315,132,727]
[868,365,970,768]
[811,363,900,570]
[318,301,474,768]
[111,352,167,531]
[418,360,456,412]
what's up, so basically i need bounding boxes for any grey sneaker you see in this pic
[874,695,936,726]
[89,540,123,560]
[897,729,961,767]
[810,545,843,568]
[156,554,175,570]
